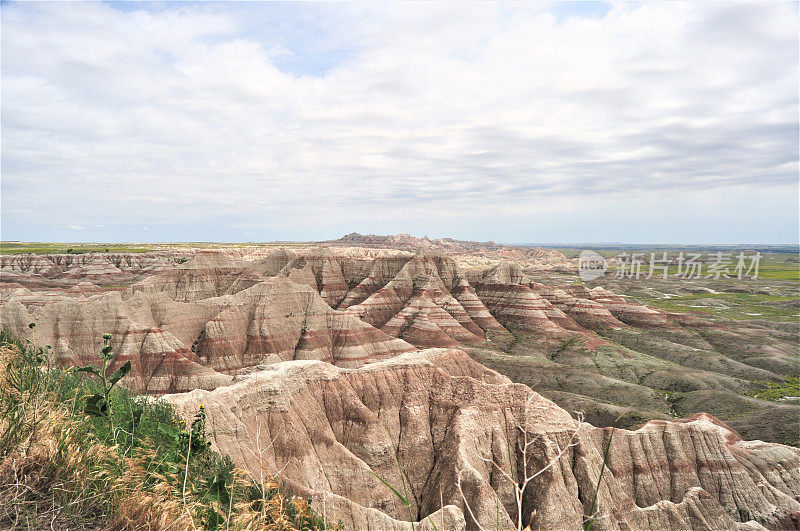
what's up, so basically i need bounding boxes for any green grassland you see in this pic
[641,292,799,321]
[749,377,800,401]
[0,242,161,254]
[552,247,800,282]
[0,241,317,255]
[602,254,799,282]
[753,254,800,281]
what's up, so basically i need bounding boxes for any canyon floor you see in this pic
[1,235,798,529]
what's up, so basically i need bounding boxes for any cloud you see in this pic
[1,1,797,243]
[66,225,84,231]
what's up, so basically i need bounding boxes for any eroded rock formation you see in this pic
[0,275,414,393]
[468,262,677,335]
[2,242,799,528]
[128,249,505,348]
[165,349,800,530]
[0,251,192,286]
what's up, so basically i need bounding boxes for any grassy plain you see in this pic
[0,241,316,255]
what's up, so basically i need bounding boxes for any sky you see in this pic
[1,1,798,244]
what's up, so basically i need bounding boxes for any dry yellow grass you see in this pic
[0,341,333,530]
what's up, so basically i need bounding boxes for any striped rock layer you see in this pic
[1,247,697,393]
[528,282,626,329]
[0,251,192,286]
[2,247,733,394]
[1,291,230,394]
[562,284,678,329]
[468,262,678,336]
[165,349,800,530]
[130,249,506,348]
[0,276,413,393]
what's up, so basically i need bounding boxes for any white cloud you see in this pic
[1,1,797,242]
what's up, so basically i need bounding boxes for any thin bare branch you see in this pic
[457,469,488,531]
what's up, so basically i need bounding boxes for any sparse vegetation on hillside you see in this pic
[642,292,799,321]
[0,327,333,530]
[0,242,161,254]
[750,377,800,402]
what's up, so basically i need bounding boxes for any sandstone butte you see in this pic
[1,243,799,529]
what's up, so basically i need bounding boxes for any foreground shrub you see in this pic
[0,326,332,529]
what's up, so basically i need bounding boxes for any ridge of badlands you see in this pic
[1,247,691,392]
[165,348,800,530]
[1,242,798,529]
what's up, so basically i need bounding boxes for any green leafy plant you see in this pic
[0,327,332,529]
[584,427,615,531]
[0,324,49,457]
[75,333,131,421]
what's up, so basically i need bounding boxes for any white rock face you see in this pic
[165,349,800,530]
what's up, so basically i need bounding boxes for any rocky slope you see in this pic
[0,251,193,286]
[2,243,799,528]
[1,273,413,393]
[467,262,676,333]
[129,248,506,349]
[2,246,797,445]
[464,262,800,445]
[327,233,571,270]
[165,348,800,530]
